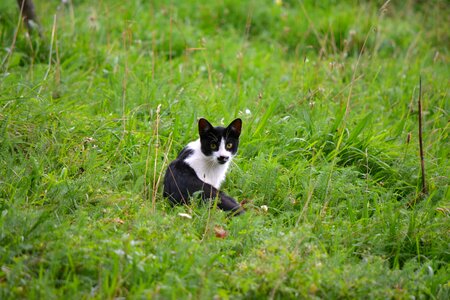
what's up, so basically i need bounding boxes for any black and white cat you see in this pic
[163,118,244,215]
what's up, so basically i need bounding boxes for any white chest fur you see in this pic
[184,139,231,189]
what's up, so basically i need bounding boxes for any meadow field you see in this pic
[0,0,449,298]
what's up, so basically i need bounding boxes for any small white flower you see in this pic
[245,109,251,115]
[114,249,125,256]
[178,213,192,219]
[130,240,141,246]
[261,205,268,212]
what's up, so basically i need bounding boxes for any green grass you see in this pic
[1,0,449,298]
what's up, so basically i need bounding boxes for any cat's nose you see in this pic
[218,156,229,164]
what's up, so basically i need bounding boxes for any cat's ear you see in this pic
[227,118,242,137]
[198,118,213,136]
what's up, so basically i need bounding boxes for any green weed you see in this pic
[0,0,449,299]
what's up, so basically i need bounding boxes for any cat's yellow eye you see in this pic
[210,143,217,150]
[226,143,233,149]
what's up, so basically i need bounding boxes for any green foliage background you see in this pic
[0,0,449,298]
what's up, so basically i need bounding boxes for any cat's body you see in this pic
[163,118,244,214]
[184,139,230,188]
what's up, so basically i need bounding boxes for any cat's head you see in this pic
[198,118,242,165]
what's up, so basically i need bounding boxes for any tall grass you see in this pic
[1,0,449,298]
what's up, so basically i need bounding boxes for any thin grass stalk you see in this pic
[38,14,57,96]
[24,26,35,80]
[169,4,173,82]
[111,27,130,161]
[296,147,322,226]
[1,0,25,70]
[299,1,326,58]
[68,0,75,34]
[151,104,161,213]
[154,133,173,199]
[54,24,61,92]
[122,30,129,137]
[418,76,427,195]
